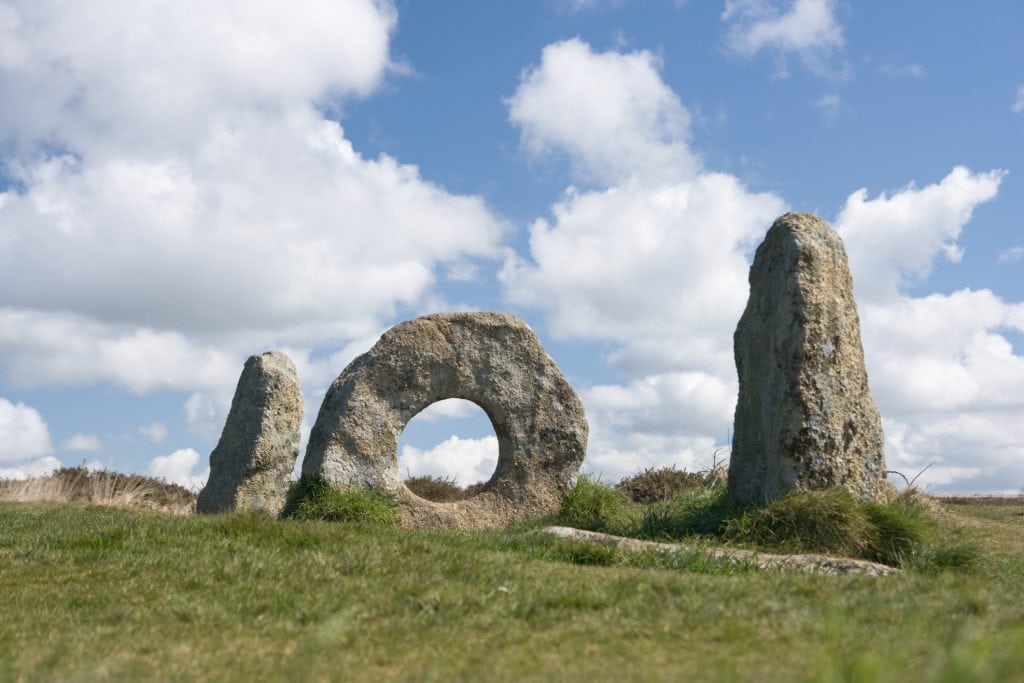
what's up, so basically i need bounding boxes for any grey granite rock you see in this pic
[302,312,588,529]
[196,351,302,515]
[729,213,886,506]
[540,527,899,576]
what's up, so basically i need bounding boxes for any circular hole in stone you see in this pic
[397,398,499,503]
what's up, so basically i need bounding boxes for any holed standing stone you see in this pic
[196,351,302,515]
[728,213,886,506]
[302,312,588,530]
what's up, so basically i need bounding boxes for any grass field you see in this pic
[2,497,1023,681]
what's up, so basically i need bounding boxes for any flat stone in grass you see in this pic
[197,351,302,515]
[729,213,886,506]
[540,527,899,576]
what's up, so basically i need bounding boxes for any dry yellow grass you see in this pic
[0,466,196,515]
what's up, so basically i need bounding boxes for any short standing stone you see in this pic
[729,213,886,506]
[196,351,302,515]
[302,312,588,529]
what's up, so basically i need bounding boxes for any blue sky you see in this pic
[1,0,1022,493]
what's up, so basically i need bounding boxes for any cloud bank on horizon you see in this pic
[1,0,1022,494]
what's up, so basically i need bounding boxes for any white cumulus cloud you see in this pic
[0,455,62,480]
[0,398,54,461]
[836,166,1005,303]
[409,398,483,423]
[502,173,783,377]
[1013,84,1024,113]
[0,0,396,150]
[507,38,698,185]
[837,170,1024,493]
[505,39,1023,493]
[399,435,498,487]
[0,0,504,403]
[503,40,783,478]
[62,433,101,452]
[148,448,209,491]
[138,422,168,444]
[0,111,502,347]
[582,373,734,481]
[0,309,241,393]
[998,246,1024,264]
[722,0,845,76]
[184,392,229,442]
[586,372,736,438]
[503,40,784,380]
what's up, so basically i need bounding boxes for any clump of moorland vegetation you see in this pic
[273,464,978,572]
[553,471,979,572]
[0,465,195,515]
[403,474,484,502]
[615,461,728,503]
[279,475,399,525]
[0,463,982,573]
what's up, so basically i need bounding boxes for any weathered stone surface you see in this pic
[302,312,588,529]
[540,527,899,576]
[729,213,886,506]
[197,351,302,515]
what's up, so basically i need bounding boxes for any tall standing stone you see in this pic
[197,351,303,515]
[729,213,886,506]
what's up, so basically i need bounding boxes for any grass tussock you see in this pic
[639,483,732,538]
[0,466,195,514]
[280,475,399,526]
[723,488,873,556]
[401,474,487,502]
[719,488,977,570]
[0,464,983,574]
[555,475,640,535]
[616,465,708,503]
[557,477,979,572]
[404,474,470,502]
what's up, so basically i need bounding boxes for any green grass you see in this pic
[0,500,1022,681]
[279,475,399,525]
[555,474,641,535]
[560,479,981,573]
[639,484,734,538]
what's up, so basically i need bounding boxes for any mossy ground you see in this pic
[2,494,1023,681]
